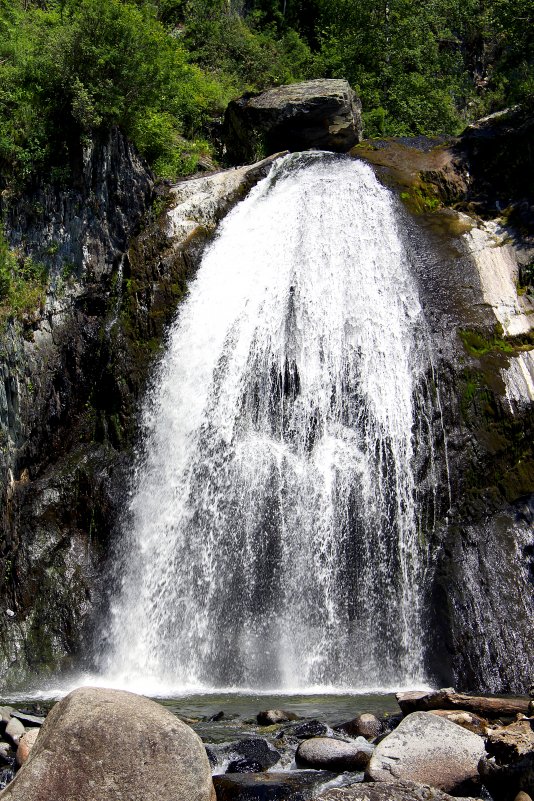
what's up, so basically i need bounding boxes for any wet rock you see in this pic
[0,742,14,765]
[16,728,39,766]
[428,709,488,735]
[206,745,218,769]
[376,713,403,739]
[0,766,15,791]
[212,769,337,801]
[4,718,25,747]
[257,710,299,726]
[365,711,486,794]
[10,711,45,728]
[0,708,13,727]
[479,753,534,801]
[335,713,382,741]
[209,711,225,722]
[224,79,362,165]
[455,105,534,215]
[296,736,373,771]
[318,779,480,801]
[278,719,329,740]
[226,758,265,774]
[0,687,215,801]
[221,737,281,771]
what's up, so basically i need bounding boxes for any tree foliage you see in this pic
[0,0,531,184]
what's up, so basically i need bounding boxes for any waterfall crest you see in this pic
[101,153,439,693]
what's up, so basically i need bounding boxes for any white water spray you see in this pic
[101,153,438,693]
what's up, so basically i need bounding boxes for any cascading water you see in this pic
[100,152,441,693]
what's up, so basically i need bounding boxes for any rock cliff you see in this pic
[0,129,279,686]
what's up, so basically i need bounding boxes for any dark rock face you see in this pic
[224,79,362,165]
[0,128,154,684]
[0,133,278,684]
[454,105,534,219]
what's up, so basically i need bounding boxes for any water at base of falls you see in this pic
[99,152,440,693]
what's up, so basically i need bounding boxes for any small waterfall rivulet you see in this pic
[100,152,443,693]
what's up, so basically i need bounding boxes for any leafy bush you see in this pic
[0,229,47,321]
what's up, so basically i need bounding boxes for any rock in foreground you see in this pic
[319,779,480,801]
[224,79,362,164]
[0,687,215,801]
[296,736,373,771]
[365,711,485,794]
[213,770,336,801]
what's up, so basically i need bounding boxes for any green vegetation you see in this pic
[518,262,534,297]
[459,327,515,356]
[0,0,532,186]
[0,229,47,322]
[460,325,534,357]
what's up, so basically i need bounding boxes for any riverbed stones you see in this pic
[222,737,281,771]
[9,711,44,728]
[296,736,373,771]
[0,687,215,801]
[335,713,381,740]
[278,719,329,739]
[318,779,480,801]
[224,79,362,164]
[365,711,486,794]
[15,728,39,766]
[4,718,24,747]
[0,743,14,764]
[257,709,299,726]
[212,770,337,801]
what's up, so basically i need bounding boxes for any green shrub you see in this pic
[0,229,48,322]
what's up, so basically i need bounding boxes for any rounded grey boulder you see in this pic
[296,736,373,771]
[365,711,486,794]
[0,687,215,801]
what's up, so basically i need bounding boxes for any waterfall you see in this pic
[100,152,440,693]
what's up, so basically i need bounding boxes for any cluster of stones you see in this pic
[0,705,45,790]
[0,685,533,801]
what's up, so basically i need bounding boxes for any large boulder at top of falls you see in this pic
[223,79,362,164]
[0,687,215,801]
[365,711,486,795]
